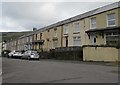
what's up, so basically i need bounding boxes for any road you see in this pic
[0,57,2,84]
[2,57,118,83]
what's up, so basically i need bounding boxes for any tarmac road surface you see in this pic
[2,57,118,83]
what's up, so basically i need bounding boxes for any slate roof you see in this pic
[36,1,120,32]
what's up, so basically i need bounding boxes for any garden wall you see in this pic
[83,46,119,62]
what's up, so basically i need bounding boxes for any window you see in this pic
[27,37,29,42]
[22,38,24,44]
[40,33,42,39]
[91,35,97,44]
[53,40,58,48]
[48,41,50,49]
[48,30,50,38]
[106,32,112,36]
[54,30,57,37]
[30,36,32,42]
[107,13,116,27]
[73,36,81,46]
[106,31,119,46]
[63,25,69,34]
[24,38,27,43]
[74,23,80,33]
[36,34,37,40]
[90,17,96,29]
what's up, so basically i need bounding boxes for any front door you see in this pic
[91,35,97,45]
[66,36,68,47]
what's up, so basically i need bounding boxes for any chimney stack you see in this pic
[33,28,37,31]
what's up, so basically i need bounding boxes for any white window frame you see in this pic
[105,31,119,45]
[30,36,32,42]
[26,37,29,42]
[90,17,96,29]
[107,13,116,27]
[48,30,50,38]
[63,25,69,34]
[54,30,57,37]
[73,36,81,46]
[53,40,58,48]
[74,22,80,33]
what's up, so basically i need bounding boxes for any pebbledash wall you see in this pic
[5,1,120,62]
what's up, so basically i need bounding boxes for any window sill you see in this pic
[63,33,68,35]
[90,27,97,29]
[107,25,116,27]
[73,32,80,34]
[52,37,58,40]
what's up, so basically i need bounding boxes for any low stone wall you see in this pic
[83,46,119,62]
[41,46,83,61]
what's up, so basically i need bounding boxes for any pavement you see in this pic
[2,57,119,83]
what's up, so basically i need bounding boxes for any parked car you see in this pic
[8,51,23,59]
[12,52,23,59]
[2,50,10,57]
[8,50,15,58]
[21,50,40,60]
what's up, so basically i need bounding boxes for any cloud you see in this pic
[2,16,28,32]
[1,2,115,32]
[1,0,120,2]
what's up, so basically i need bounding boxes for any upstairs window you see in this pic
[90,17,96,29]
[30,36,32,42]
[74,23,80,33]
[26,37,29,42]
[22,38,24,44]
[47,30,50,38]
[40,33,42,39]
[36,34,37,40]
[63,25,69,34]
[107,13,116,27]
[54,29,57,37]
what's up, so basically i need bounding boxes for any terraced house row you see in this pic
[5,2,120,61]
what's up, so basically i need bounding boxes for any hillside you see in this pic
[2,31,32,42]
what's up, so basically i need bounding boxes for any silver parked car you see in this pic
[8,51,23,59]
[21,50,40,60]
[8,50,16,58]
[12,52,23,59]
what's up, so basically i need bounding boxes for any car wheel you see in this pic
[14,56,16,59]
[19,57,21,59]
[11,55,13,59]
[28,56,30,60]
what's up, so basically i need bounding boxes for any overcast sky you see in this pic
[0,0,119,32]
